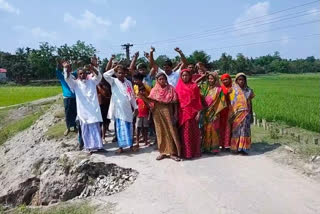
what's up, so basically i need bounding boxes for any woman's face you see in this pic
[236,75,246,88]
[157,75,167,87]
[181,71,191,83]
[208,75,216,86]
[222,78,231,86]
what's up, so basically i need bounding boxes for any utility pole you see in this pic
[121,43,133,60]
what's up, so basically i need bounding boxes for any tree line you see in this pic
[0,41,319,83]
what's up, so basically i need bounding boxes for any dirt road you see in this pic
[90,139,320,214]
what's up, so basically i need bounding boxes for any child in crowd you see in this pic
[135,86,150,148]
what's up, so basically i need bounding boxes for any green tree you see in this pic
[156,55,170,68]
[28,42,56,79]
[217,53,234,73]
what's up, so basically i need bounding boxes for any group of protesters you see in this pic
[56,47,255,161]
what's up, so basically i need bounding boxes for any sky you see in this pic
[0,0,319,60]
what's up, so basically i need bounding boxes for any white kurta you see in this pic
[64,68,102,124]
[103,69,137,123]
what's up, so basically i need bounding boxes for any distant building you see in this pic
[0,68,7,82]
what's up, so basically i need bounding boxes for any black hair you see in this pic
[133,72,145,81]
[156,72,167,80]
[138,85,146,91]
[163,59,173,67]
[137,63,147,70]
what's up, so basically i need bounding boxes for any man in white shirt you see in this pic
[63,59,105,153]
[103,64,138,154]
[149,47,188,87]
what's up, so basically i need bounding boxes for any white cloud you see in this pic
[120,16,136,32]
[64,10,111,33]
[234,2,270,35]
[0,0,20,15]
[31,27,57,40]
[12,25,58,41]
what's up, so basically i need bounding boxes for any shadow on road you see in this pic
[250,141,281,156]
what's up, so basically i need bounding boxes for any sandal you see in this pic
[115,148,124,154]
[156,154,166,161]
[170,155,181,162]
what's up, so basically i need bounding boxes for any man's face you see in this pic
[187,64,195,74]
[116,69,125,81]
[138,68,148,75]
[78,70,87,80]
[163,65,172,74]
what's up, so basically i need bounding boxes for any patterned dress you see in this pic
[230,83,254,152]
[200,86,226,153]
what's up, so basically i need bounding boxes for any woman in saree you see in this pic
[138,72,181,161]
[176,69,203,159]
[220,73,233,150]
[229,72,255,155]
[200,72,227,154]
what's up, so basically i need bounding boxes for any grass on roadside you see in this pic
[0,112,43,146]
[4,202,95,214]
[252,126,320,158]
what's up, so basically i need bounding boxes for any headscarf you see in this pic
[220,73,232,95]
[176,69,202,126]
[235,72,248,88]
[200,72,220,96]
[148,73,178,103]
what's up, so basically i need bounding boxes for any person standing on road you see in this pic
[63,58,105,153]
[199,72,226,154]
[56,59,77,136]
[220,73,233,151]
[103,65,138,154]
[229,73,255,155]
[138,72,181,161]
[176,68,203,159]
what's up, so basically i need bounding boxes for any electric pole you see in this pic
[121,43,133,60]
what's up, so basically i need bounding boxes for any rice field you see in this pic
[0,86,61,107]
[249,73,320,133]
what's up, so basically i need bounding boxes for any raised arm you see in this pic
[103,65,120,85]
[174,47,188,70]
[173,62,182,72]
[144,51,150,62]
[89,65,102,85]
[129,52,139,75]
[63,61,76,89]
[195,73,207,84]
[105,54,115,72]
[149,47,158,71]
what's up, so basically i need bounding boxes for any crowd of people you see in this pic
[56,47,255,161]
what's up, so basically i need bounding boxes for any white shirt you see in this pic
[103,69,138,123]
[158,68,181,87]
[64,68,102,124]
